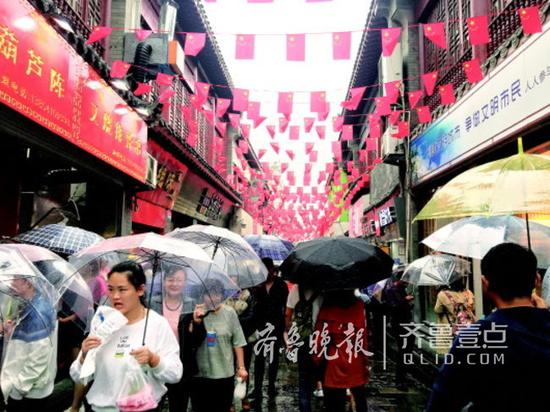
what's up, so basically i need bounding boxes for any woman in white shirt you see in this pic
[70,261,183,412]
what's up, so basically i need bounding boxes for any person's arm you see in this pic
[234,346,248,380]
[434,292,449,314]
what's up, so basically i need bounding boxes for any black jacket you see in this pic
[254,278,289,334]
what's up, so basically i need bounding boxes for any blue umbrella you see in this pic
[244,234,294,262]
[17,224,104,256]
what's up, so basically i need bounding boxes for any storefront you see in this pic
[171,171,236,229]
[0,0,149,237]
[410,21,550,322]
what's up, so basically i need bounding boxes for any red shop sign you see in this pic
[0,0,147,182]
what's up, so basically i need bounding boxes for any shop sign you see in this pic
[196,188,224,221]
[0,0,148,182]
[378,205,396,227]
[411,23,550,184]
[137,140,188,210]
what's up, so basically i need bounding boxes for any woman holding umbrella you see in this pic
[70,261,182,411]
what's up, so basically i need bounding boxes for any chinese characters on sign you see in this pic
[0,1,147,182]
[196,188,224,220]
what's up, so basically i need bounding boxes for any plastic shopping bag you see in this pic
[116,358,158,412]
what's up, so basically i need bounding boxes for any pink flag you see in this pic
[133,83,152,96]
[384,80,402,104]
[278,92,294,115]
[86,26,112,45]
[235,34,255,59]
[253,116,266,128]
[110,61,131,79]
[310,91,327,113]
[342,124,353,141]
[317,105,330,121]
[232,88,249,112]
[135,29,153,42]
[359,150,367,162]
[281,163,289,173]
[287,34,305,61]
[392,121,409,139]
[333,32,351,60]
[389,110,402,125]
[332,142,342,162]
[408,90,423,109]
[519,6,542,34]
[228,113,241,129]
[189,94,203,110]
[217,122,227,137]
[266,125,276,139]
[439,83,456,105]
[467,16,490,45]
[305,142,315,154]
[463,59,484,83]
[258,149,267,159]
[375,96,392,116]
[304,117,315,133]
[270,142,280,154]
[238,139,249,154]
[315,125,326,140]
[333,116,344,132]
[286,150,295,160]
[158,88,175,103]
[341,86,366,110]
[381,27,401,57]
[185,33,206,56]
[156,73,174,86]
[309,150,318,162]
[247,101,261,120]
[216,98,231,118]
[416,106,432,123]
[369,121,381,139]
[366,138,378,151]
[289,126,300,140]
[423,22,447,49]
[422,71,438,96]
[195,82,211,105]
[279,117,289,133]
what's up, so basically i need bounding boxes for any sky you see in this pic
[202,0,372,195]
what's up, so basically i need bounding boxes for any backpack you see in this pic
[292,287,319,342]
[444,291,475,334]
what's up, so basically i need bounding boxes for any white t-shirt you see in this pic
[70,310,182,412]
[286,284,323,324]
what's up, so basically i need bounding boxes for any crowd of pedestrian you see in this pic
[0,242,548,412]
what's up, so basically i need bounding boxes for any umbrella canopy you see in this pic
[244,234,294,262]
[401,254,469,286]
[280,236,393,291]
[422,215,550,268]
[365,278,389,302]
[17,224,104,256]
[1,244,94,330]
[0,246,58,346]
[167,225,267,289]
[414,148,550,220]
[70,233,239,316]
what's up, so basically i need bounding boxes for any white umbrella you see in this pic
[422,215,550,267]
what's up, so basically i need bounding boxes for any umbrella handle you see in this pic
[525,213,532,251]
[142,258,160,346]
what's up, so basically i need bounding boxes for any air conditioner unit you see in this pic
[379,41,403,86]
[145,153,158,188]
[380,125,402,158]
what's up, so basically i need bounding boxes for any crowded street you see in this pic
[0,0,550,411]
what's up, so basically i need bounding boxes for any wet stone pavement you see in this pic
[227,350,430,412]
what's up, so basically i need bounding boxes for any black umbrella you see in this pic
[280,237,394,291]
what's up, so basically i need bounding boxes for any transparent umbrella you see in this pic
[1,244,94,331]
[70,233,239,344]
[167,225,267,288]
[401,255,469,286]
[422,215,550,268]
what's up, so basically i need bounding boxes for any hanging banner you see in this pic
[411,23,550,184]
[0,0,148,182]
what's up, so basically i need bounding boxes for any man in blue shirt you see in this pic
[427,243,550,411]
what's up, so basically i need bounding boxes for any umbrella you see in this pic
[244,234,294,262]
[414,139,550,248]
[0,246,58,350]
[365,278,389,302]
[422,215,550,268]
[401,254,469,286]
[17,224,104,256]
[167,225,267,288]
[70,233,239,344]
[1,244,94,331]
[279,236,393,291]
